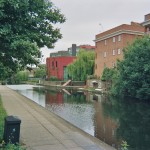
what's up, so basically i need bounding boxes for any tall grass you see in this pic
[0,96,7,141]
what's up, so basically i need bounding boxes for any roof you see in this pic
[79,45,96,49]
[95,22,145,42]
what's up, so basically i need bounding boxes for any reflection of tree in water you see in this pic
[102,96,150,150]
[65,92,92,104]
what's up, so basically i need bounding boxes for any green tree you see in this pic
[101,67,117,81]
[67,50,95,81]
[112,36,150,100]
[14,70,28,83]
[0,63,12,80]
[0,0,65,75]
[34,64,46,78]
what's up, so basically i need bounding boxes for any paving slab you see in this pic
[0,85,116,150]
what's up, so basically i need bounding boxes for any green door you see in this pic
[63,66,68,81]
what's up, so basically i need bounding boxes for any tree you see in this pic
[0,0,65,75]
[101,67,117,81]
[113,36,150,100]
[14,70,29,83]
[67,50,95,81]
[34,64,46,78]
[0,63,12,80]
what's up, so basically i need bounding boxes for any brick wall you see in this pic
[94,23,144,78]
[46,56,76,80]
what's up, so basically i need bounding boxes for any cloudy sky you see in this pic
[41,0,150,60]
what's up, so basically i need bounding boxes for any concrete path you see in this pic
[0,85,115,150]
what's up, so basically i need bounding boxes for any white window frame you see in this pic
[104,40,107,45]
[112,49,115,55]
[113,37,115,42]
[104,52,107,57]
[118,35,121,41]
[118,49,121,54]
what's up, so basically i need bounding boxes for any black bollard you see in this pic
[3,116,21,144]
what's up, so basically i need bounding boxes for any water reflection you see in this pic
[45,89,95,136]
[7,85,150,150]
[103,97,150,150]
[7,85,46,107]
[94,97,120,149]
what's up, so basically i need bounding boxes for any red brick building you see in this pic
[46,56,76,80]
[94,22,145,78]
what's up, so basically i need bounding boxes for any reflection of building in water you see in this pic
[91,94,121,149]
[46,91,64,104]
[46,90,121,149]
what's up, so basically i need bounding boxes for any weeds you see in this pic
[121,141,129,150]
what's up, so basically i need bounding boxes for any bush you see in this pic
[49,76,60,81]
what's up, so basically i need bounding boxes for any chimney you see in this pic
[72,44,76,56]
[145,13,150,21]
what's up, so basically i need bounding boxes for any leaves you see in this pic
[67,50,95,81]
[34,65,46,78]
[0,0,65,77]
[112,36,150,100]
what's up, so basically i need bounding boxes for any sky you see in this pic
[41,0,150,62]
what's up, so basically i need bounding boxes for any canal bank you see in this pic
[36,79,107,94]
[0,85,115,150]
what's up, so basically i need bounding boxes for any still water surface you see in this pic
[7,84,150,150]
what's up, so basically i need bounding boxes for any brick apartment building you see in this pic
[94,21,145,78]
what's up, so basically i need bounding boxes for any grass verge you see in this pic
[0,96,7,141]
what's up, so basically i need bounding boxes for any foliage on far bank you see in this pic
[34,65,46,78]
[6,70,28,84]
[101,67,118,82]
[103,36,150,100]
[49,76,60,81]
[67,50,95,81]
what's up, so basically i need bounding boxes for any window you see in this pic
[104,52,106,57]
[113,37,115,42]
[118,35,121,41]
[104,40,107,45]
[118,49,121,54]
[56,61,58,67]
[52,61,54,67]
[52,61,55,69]
[112,50,115,55]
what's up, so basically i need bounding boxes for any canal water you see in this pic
[7,84,150,150]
